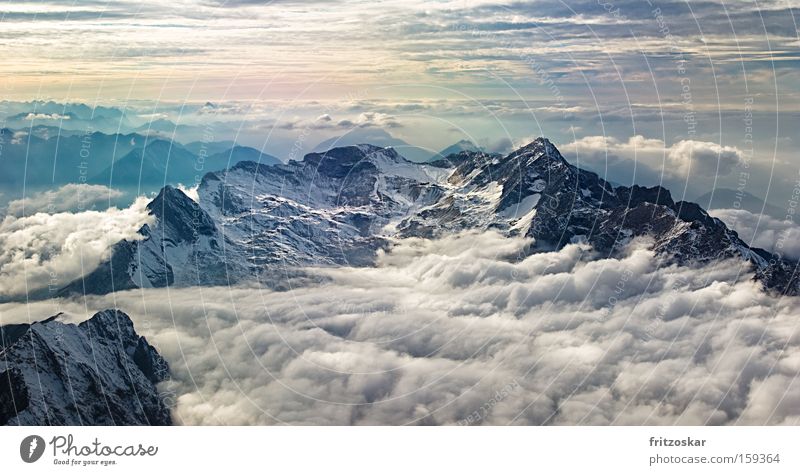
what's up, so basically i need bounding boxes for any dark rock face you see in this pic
[57,240,139,296]
[427,150,501,169]
[61,137,800,296]
[147,185,217,241]
[0,310,171,426]
[60,186,223,294]
[0,368,29,425]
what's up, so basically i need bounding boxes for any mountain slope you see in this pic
[0,310,171,426]
[183,140,235,156]
[58,184,225,294]
[402,139,750,256]
[87,142,280,189]
[62,138,800,296]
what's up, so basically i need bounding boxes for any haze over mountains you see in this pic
[0,101,494,216]
[696,188,784,219]
[0,126,281,199]
[0,101,491,207]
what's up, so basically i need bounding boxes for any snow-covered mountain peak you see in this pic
[504,137,568,165]
[0,309,171,425]
[146,185,217,242]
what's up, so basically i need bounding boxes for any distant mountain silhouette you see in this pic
[695,188,784,219]
[314,128,432,162]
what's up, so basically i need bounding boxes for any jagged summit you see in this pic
[0,310,171,426]
[448,137,570,188]
[508,137,560,159]
[59,139,800,296]
[300,144,403,178]
[147,185,216,240]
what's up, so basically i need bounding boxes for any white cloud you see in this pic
[668,140,742,176]
[5,184,124,217]
[567,135,743,178]
[137,112,170,121]
[0,197,152,299]
[2,231,798,425]
[23,113,70,121]
[710,208,800,260]
[176,184,200,203]
[10,130,27,145]
[354,112,402,129]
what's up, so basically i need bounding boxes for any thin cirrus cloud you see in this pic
[1,0,796,103]
[2,0,796,175]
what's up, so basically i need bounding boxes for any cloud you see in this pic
[710,208,800,261]
[10,130,28,145]
[176,184,200,202]
[2,230,798,425]
[0,197,152,299]
[484,137,515,154]
[668,140,742,176]
[356,112,402,129]
[566,135,744,180]
[274,111,404,133]
[5,184,124,217]
[23,113,71,121]
[136,112,170,121]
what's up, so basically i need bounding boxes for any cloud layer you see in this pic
[567,135,744,180]
[3,231,798,425]
[711,208,800,261]
[5,184,124,217]
[0,196,152,299]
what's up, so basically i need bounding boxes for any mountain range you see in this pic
[8,136,800,426]
[0,128,280,193]
[313,128,435,162]
[61,137,800,297]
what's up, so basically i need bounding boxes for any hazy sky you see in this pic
[2,0,799,202]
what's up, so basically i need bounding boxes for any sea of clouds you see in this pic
[2,229,799,425]
[0,186,152,300]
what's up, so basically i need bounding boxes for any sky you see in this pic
[2,0,800,202]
